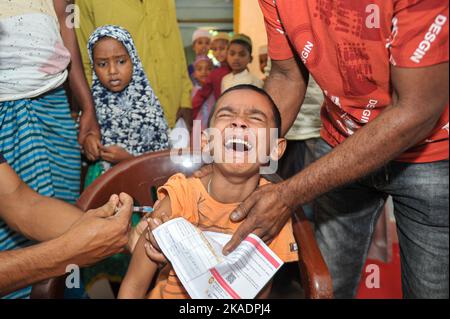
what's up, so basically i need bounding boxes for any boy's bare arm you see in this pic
[0,162,82,242]
[119,196,173,299]
[119,233,158,299]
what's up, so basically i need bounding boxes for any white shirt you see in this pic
[285,77,323,140]
[0,0,70,102]
[221,69,264,93]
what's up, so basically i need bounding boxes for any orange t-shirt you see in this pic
[260,0,449,163]
[147,173,298,299]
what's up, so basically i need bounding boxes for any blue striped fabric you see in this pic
[0,87,81,299]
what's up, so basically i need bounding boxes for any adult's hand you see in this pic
[62,192,134,267]
[223,182,294,255]
[78,110,101,147]
[192,164,213,179]
[83,134,102,162]
[100,145,133,164]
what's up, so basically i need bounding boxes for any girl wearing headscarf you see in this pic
[84,25,169,185]
[82,25,169,292]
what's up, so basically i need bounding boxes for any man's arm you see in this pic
[54,0,100,147]
[0,193,133,297]
[0,233,79,296]
[74,0,96,86]
[282,62,448,207]
[0,163,82,242]
[223,62,449,253]
[264,58,309,135]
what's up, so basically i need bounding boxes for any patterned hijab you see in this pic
[88,25,169,158]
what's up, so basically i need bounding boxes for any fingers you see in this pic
[159,212,170,223]
[147,218,162,251]
[116,192,133,222]
[229,193,258,222]
[91,194,120,218]
[83,135,102,161]
[135,218,148,237]
[223,219,255,255]
[95,139,104,150]
[144,242,168,264]
[101,152,113,162]
[85,151,95,162]
[192,164,213,178]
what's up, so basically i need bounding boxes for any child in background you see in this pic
[221,34,263,92]
[84,25,169,183]
[191,56,214,130]
[258,45,269,81]
[192,32,231,112]
[118,85,298,299]
[188,29,212,83]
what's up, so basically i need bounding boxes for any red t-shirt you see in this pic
[192,64,231,110]
[260,0,449,163]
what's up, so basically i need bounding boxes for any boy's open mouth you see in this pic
[224,137,253,152]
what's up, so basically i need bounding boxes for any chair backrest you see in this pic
[77,150,203,211]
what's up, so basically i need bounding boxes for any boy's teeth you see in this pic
[225,138,252,150]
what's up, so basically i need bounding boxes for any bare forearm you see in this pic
[283,101,444,208]
[2,182,82,242]
[56,0,95,113]
[264,59,308,135]
[119,235,158,299]
[0,237,71,297]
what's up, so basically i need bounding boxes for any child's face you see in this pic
[193,37,211,56]
[193,60,213,86]
[259,53,268,74]
[206,89,286,176]
[93,37,133,93]
[227,43,251,74]
[210,39,229,64]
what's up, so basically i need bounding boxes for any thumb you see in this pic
[116,192,133,222]
[96,139,103,149]
[91,194,119,218]
[229,193,258,222]
[223,220,253,256]
[192,164,213,178]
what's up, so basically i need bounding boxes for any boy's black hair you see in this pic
[229,34,253,56]
[230,39,252,56]
[207,84,282,137]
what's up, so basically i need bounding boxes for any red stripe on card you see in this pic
[210,268,241,299]
[244,236,280,268]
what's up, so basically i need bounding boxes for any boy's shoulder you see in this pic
[164,173,205,196]
[166,173,199,186]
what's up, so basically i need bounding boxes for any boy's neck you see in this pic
[205,167,260,204]
[232,68,247,75]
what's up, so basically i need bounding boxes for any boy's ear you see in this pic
[270,138,287,162]
[201,130,210,153]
